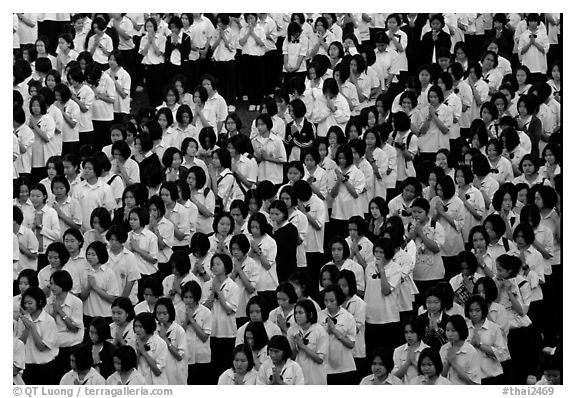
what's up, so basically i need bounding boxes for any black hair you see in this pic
[134,312,157,335]
[496,254,522,278]
[113,345,138,372]
[468,225,490,250]
[90,207,112,231]
[513,222,535,245]
[368,196,389,219]
[46,242,71,268]
[211,253,233,275]
[71,344,93,371]
[529,185,558,209]
[464,294,489,320]
[246,295,270,322]
[86,241,109,264]
[336,269,357,297]
[483,213,507,239]
[418,347,443,376]
[321,283,346,305]
[403,315,424,341]
[473,276,498,304]
[90,316,112,342]
[170,250,192,276]
[232,344,255,372]
[268,335,292,361]
[63,227,84,248]
[109,296,134,322]
[329,235,351,261]
[245,321,269,351]
[181,280,203,303]
[295,298,318,324]
[129,206,149,227]
[288,271,313,298]
[370,346,394,373]
[447,314,469,340]
[411,197,430,214]
[373,238,395,260]
[17,269,39,289]
[154,297,176,323]
[492,183,518,212]
[50,269,73,292]
[436,175,456,199]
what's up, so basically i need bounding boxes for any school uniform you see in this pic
[109,320,136,351]
[14,124,35,176]
[139,32,166,106]
[330,165,366,223]
[106,67,131,118]
[286,322,328,385]
[409,374,452,385]
[211,27,239,104]
[126,227,159,276]
[518,30,550,75]
[107,247,140,305]
[313,93,351,138]
[318,307,356,382]
[236,319,282,346]
[17,309,59,385]
[181,303,211,371]
[411,219,446,282]
[251,132,287,184]
[81,264,120,318]
[14,224,39,276]
[417,103,452,155]
[137,334,169,385]
[13,336,25,385]
[191,188,216,234]
[466,318,510,381]
[106,369,147,385]
[392,248,419,312]
[218,368,258,385]
[161,322,188,384]
[60,367,106,385]
[256,358,306,385]
[392,341,429,384]
[360,373,403,385]
[233,256,259,319]
[440,341,482,385]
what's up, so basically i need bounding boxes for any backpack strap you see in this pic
[203,187,210,197]
[107,174,120,185]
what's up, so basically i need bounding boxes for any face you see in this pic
[522,160,536,176]
[323,291,339,311]
[420,356,437,378]
[280,192,292,209]
[455,48,466,60]
[245,330,255,348]
[472,231,487,251]
[468,301,484,323]
[337,278,350,297]
[349,60,358,74]
[143,288,158,306]
[517,188,528,204]
[343,38,355,49]
[83,162,97,180]
[217,216,231,235]
[481,107,493,123]
[46,75,56,90]
[19,277,30,295]
[516,69,527,85]
[411,206,427,224]
[155,304,170,324]
[544,370,561,385]
[487,144,498,159]
[233,352,249,373]
[331,242,344,262]
[210,256,226,276]
[256,120,268,134]
[329,44,340,58]
[436,153,449,170]
[93,216,106,233]
[86,248,99,266]
[36,40,46,54]
[534,191,544,209]
[318,143,328,159]
[269,207,284,225]
[248,304,262,322]
[308,67,317,80]
[268,347,284,364]
[30,189,45,207]
[133,320,146,339]
[454,170,466,187]
[419,70,431,86]
[171,153,182,169]
[337,152,347,168]
[277,291,290,309]
[371,355,388,379]
[494,98,506,114]
[111,306,128,325]
[445,322,461,343]
[496,263,511,279]
[502,193,513,212]
[160,188,174,206]
[373,246,385,262]
[428,91,439,106]
[321,271,333,288]
[551,65,560,81]
[108,234,123,252]
[514,231,527,247]
[430,19,442,31]
[30,100,41,116]
[482,54,495,69]
[544,149,556,165]
[370,202,381,218]
[438,57,450,71]
[89,325,100,343]
[404,324,419,345]
[202,80,214,95]
[128,213,141,230]
[425,295,441,314]
[230,208,244,228]
[148,203,159,222]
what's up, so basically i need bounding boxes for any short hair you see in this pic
[468,225,490,250]
[403,315,425,341]
[464,294,489,320]
[90,207,112,231]
[480,101,498,121]
[392,110,411,131]
[84,63,103,87]
[373,238,395,260]
[245,321,269,351]
[186,166,206,190]
[334,144,353,168]
[436,281,455,311]
[86,241,109,264]
[161,147,182,169]
[89,316,112,342]
[248,212,272,236]
[496,254,522,278]
[63,227,85,247]
[71,344,93,371]
[82,157,104,177]
[111,140,131,161]
[54,82,72,102]
[336,269,357,297]
[129,206,150,227]
[530,185,558,209]
[141,276,163,297]
[370,346,394,373]
[110,296,135,322]
[232,344,255,371]
[436,47,451,61]
[492,183,518,212]
[46,241,70,266]
[175,104,192,125]
[213,147,232,170]
[35,58,52,75]
[200,73,218,91]
[144,17,158,31]
[181,280,203,303]
[411,197,430,214]
[500,127,520,152]
[229,234,250,256]
[246,295,271,322]
[269,199,289,221]
[473,276,498,303]
[29,95,47,115]
[348,138,366,158]
[292,179,313,202]
[447,314,469,340]
[170,250,192,276]
[437,175,456,199]
[418,347,443,376]
[288,75,306,96]
[268,335,292,361]
[384,225,405,249]
[211,253,233,275]
[542,143,561,165]
[472,153,491,177]
[321,283,346,305]
[455,165,474,185]
[483,213,507,239]
[288,271,313,298]
[517,94,538,115]
[13,205,24,225]
[276,282,298,304]
[427,85,444,103]
[329,236,351,261]
[295,298,318,324]
[154,297,176,322]
[448,61,465,81]
[513,222,535,245]
[50,269,73,292]
[134,312,157,335]
[67,66,85,84]
[212,212,235,236]
[369,196,389,219]
[198,127,217,150]
[113,345,138,372]
[424,286,445,311]
[156,107,174,127]
[17,269,39,289]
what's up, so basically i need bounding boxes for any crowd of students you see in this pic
[12,12,562,386]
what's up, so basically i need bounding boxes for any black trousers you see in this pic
[365,322,401,361]
[242,55,266,105]
[188,362,213,385]
[213,60,236,105]
[92,120,113,152]
[210,337,235,384]
[327,370,357,385]
[62,141,80,157]
[144,63,165,107]
[23,361,55,385]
